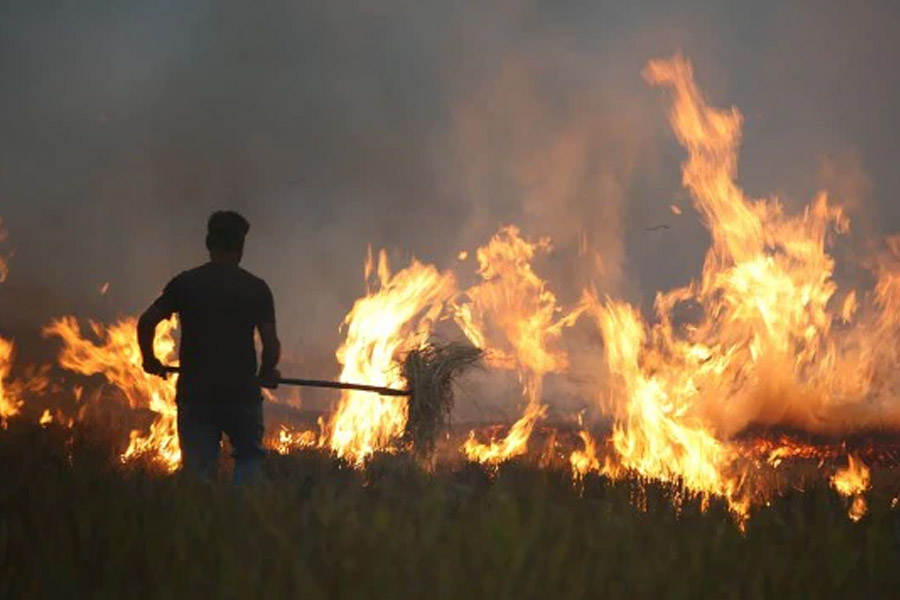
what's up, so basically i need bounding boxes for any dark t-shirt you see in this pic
[153,262,275,403]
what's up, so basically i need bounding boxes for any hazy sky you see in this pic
[1,0,898,373]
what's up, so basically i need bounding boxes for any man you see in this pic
[138,211,281,483]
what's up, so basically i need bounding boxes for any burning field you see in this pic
[4,52,900,595]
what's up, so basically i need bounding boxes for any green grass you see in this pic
[1,422,899,599]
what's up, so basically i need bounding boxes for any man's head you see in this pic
[206,210,250,263]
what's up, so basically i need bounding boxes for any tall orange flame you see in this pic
[44,316,181,470]
[327,249,456,465]
[568,54,872,515]
[568,53,900,518]
[455,226,571,464]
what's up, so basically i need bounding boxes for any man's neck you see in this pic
[208,252,241,266]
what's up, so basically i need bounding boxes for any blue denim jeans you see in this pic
[176,400,265,484]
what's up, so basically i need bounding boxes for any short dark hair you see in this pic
[206,210,250,252]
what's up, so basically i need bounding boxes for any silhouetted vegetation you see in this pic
[2,421,899,599]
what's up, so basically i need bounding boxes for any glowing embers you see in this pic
[271,424,320,455]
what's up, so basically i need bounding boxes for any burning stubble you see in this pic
[6,52,900,525]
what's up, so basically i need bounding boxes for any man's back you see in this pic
[138,210,280,482]
[154,262,275,400]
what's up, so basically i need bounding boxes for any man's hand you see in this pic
[138,306,169,379]
[142,356,167,378]
[259,368,281,390]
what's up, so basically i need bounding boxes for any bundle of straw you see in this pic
[401,340,483,456]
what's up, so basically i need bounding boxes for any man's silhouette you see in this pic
[138,211,281,483]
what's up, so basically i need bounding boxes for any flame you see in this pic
[463,402,547,465]
[44,316,181,470]
[455,226,571,464]
[568,54,900,517]
[641,55,851,441]
[326,249,456,465]
[831,452,871,521]
[566,54,847,514]
[0,337,22,426]
[581,296,745,511]
[831,452,871,496]
[570,428,601,481]
[271,424,319,455]
[0,225,23,426]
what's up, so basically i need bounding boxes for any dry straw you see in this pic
[402,340,483,456]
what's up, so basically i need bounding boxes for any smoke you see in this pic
[1,1,900,420]
[0,217,9,283]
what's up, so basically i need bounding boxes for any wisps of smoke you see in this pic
[2,2,899,430]
[0,218,8,283]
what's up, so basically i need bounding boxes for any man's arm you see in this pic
[137,305,168,376]
[138,275,181,377]
[258,322,281,376]
[257,281,281,388]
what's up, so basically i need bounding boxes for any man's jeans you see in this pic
[176,400,265,484]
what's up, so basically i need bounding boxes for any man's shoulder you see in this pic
[236,267,271,292]
[164,268,191,288]
[172,263,269,293]
[171,264,210,284]
[181,264,208,278]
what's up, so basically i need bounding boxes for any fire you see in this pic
[272,424,319,455]
[742,436,841,468]
[44,316,181,470]
[326,249,456,464]
[0,223,25,427]
[581,297,746,511]
[455,226,572,465]
[0,337,22,426]
[831,452,871,496]
[565,53,900,518]
[567,54,856,515]
[463,403,547,465]
[831,452,871,521]
[570,428,601,481]
[3,53,900,526]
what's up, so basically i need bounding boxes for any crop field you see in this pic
[3,420,899,600]
[5,13,900,599]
